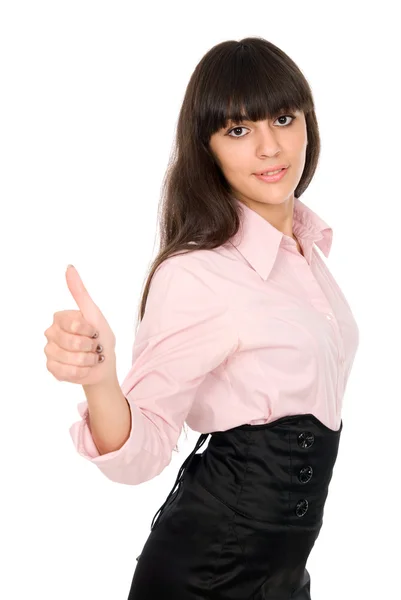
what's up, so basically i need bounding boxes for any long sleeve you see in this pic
[69,257,239,485]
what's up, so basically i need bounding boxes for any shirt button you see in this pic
[326,313,333,320]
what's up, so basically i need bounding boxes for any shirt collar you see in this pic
[228,197,333,280]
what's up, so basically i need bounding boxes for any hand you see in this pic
[44,265,117,386]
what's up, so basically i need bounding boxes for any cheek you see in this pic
[225,148,253,175]
[227,164,251,186]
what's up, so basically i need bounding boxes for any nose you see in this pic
[255,123,281,157]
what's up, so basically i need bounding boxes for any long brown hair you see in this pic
[135,37,321,451]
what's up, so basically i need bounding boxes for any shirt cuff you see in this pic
[69,399,145,464]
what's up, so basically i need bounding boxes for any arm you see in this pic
[82,377,132,455]
[69,257,238,485]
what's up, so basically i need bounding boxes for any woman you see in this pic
[69,37,360,598]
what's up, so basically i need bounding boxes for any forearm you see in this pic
[82,377,132,456]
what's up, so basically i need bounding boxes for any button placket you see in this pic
[295,431,315,517]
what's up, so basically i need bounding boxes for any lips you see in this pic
[254,165,288,175]
[254,167,288,183]
[261,168,284,175]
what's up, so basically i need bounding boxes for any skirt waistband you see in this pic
[151,413,342,530]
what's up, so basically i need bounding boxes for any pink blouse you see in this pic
[69,197,360,485]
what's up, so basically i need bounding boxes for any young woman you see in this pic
[68,37,360,598]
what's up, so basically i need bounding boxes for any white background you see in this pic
[1,1,399,598]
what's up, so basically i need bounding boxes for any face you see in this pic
[209,109,308,212]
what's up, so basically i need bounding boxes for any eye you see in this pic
[275,114,296,127]
[227,126,249,138]
[226,114,296,138]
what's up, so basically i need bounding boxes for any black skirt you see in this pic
[127,413,342,599]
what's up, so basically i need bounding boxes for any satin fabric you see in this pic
[128,413,342,599]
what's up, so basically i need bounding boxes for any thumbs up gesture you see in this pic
[44,265,117,386]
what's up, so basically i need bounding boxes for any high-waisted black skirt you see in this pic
[127,413,342,599]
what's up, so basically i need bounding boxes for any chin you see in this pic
[259,194,291,204]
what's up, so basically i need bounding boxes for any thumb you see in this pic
[65,264,104,325]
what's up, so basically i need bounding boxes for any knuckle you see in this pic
[72,365,88,380]
[46,361,60,380]
[53,311,64,324]
[69,320,80,334]
[72,336,82,351]
[46,342,57,359]
[44,325,54,338]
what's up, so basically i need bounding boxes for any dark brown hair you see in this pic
[135,36,321,450]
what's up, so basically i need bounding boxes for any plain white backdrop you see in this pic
[1,1,400,598]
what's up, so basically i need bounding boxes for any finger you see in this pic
[65,265,103,330]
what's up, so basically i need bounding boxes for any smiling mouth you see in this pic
[254,165,289,176]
